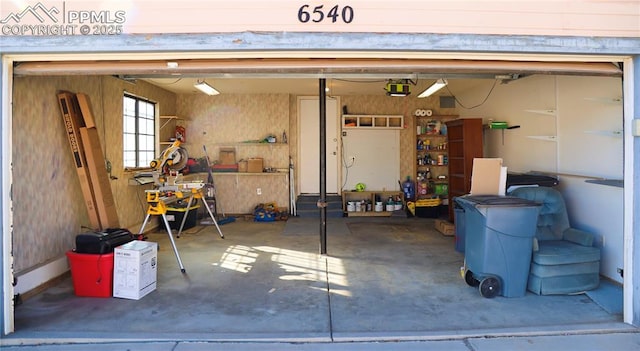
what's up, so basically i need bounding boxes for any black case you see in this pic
[75,228,135,254]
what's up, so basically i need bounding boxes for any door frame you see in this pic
[296,95,341,195]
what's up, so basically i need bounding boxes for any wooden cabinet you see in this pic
[445,118,483,222]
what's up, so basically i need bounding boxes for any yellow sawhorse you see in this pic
[138,187,224,274]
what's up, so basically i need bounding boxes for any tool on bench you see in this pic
[137,141,224,274]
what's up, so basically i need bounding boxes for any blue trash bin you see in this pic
[453,199,466,253]
[454,195,541,298]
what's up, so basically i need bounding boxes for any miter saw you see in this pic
[151,140,188,174]
[146,140,189,189]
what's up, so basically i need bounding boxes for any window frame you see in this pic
[122,93,157,169]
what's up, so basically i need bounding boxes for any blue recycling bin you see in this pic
[454,195,541,298]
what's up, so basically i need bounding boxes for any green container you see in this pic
[434,183,448,196]
[490,121,509,129]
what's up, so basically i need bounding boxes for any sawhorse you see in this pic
[176,187,224,239]
[138,187,224,274]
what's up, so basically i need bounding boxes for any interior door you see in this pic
[298,97,339,194]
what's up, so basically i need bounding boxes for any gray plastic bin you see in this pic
[454,195,541,298]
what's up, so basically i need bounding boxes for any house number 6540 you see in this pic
[297,4,354,23]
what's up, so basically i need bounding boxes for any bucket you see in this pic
[375,202,383,212]
[386,204,394,212]
[66,251,114,298]
[355,202,362,212]
[347,202,355,212]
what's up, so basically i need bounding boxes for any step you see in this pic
[296,195,343,212]
[296,200,343,211]
[296,194,342,203]
[296,208,344,218]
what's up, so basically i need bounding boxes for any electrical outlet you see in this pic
[257,188,262,195]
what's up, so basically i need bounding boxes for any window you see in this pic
[123,94,156,168]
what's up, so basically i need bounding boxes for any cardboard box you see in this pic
[57,92,100,229]
[113,241,158,300]
[219,148,236,165]
[247,158,264,173]
[80,127,120,228]
[435,219,455,236]
[238,160,248,172]
[470,158,505,196]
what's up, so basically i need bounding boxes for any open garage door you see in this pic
[2,52,628,336]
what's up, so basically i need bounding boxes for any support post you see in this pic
[319,78,327,255]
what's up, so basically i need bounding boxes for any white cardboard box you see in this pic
[113,241,158,300]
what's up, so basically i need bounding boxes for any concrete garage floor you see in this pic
[10,217,625,343]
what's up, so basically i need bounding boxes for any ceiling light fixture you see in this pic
[418,79,448,98]
[194,80,220,96]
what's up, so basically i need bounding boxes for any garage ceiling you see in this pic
[139,77,491,96]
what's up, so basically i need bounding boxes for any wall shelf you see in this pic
[159,115,185,145]
[583,130,623,138]
[208,172,288,176]
[585,179,623,188]
[343,114,404,129]
[342,190,403,217]
[415,115,457,202]
[159,115,181,129]
[524,109,556,116]
[526,135,557,141]
[215,142,288,146]
[582,97,622,104]
[531,170,623,188]
[160,141,185,146]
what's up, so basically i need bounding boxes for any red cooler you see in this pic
[66,251,114,297]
